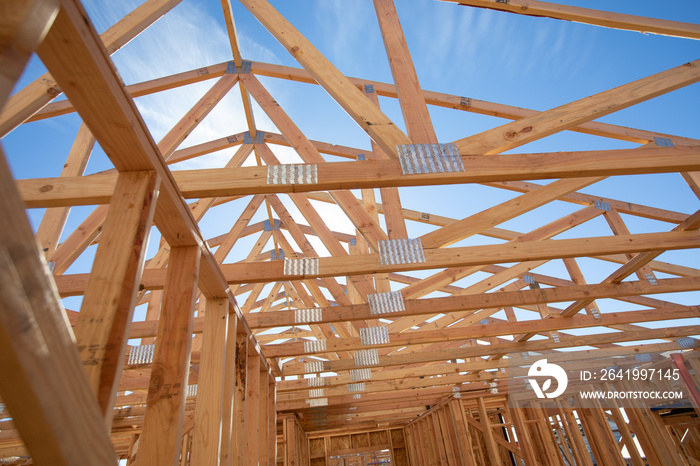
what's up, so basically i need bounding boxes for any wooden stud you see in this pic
[139,246,201,465]
[190,298,229,466]
[231,332,248,464]
[74,170,158,424]
[258,367,269,465]
[244,337,261,463]
[477,397,503,466]
[219,312,239,466]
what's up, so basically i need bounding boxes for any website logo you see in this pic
[528,359,568,399]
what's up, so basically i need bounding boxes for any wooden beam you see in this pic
[26,59,700,148]
[230,332,248,464]
[281,325,700,375]
[453,58,700,155]
[35,0,250,305]
[244,338,261,463]
[373,0,438,144]
[0,144,116,464]
[54,238,700,297]
[139,246,200,465]
[73,170,158,425]
[190,298,229,466]
[0,0,58,105]
[442,0,700,40]
[34,122,95,257]
[221,230,700,284]
[22,145,700,207]
[0,0,182,137]
[261,305,700,357]
[238,0,412,158]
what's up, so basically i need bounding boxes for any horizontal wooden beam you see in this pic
[217,230,700,285]
[19,145,700,207]
[281,324,700,375]
[441,0,700,40]
[251,275,700,328]
[24,59,700,149]
[261,305,700,358]
[53,232,700,294]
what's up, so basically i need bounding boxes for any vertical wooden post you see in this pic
[448,399,474,466]
[431,412,449,464]
[269,372,277,465]
[74,170,159,425]
[139,245,200,465]
[190,297,229,466]
[219,312,239,466]
[259,365,270,464]
[477,397,503,466]
[609,407,644,466]
[437,406,458,465]
[509,406,540,466]
[286,417,297,466]
[231,331,248,464]
[555,404,593,466]
[244,339,261,463]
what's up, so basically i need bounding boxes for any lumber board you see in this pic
[281,325,700,374]
[190,298,229,466]
[239,0,412,158]
[22,58,700,148]
[442,0,700,40]
[73,170,158,423]
[223,230,700,284]
[19,144,700,207]
[0,145,116,464]
[373,0,437,144]
[53,233,700,296]
[453,59,700,155]
[260,305,700,357]
[138,246,200,465]
[244,339,261,463]
[0,0,183,137]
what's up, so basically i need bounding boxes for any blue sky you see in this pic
[3,0,700,327]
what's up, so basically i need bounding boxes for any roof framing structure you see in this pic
[1,0,700,464]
